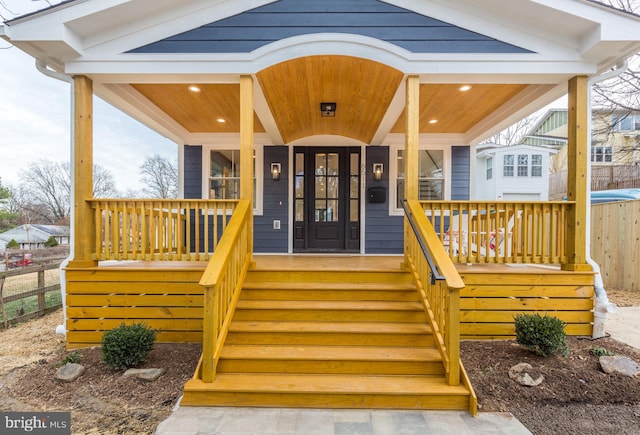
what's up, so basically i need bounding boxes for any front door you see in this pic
[293,147,360,252]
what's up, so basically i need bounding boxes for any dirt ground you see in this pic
[0,290,639,435]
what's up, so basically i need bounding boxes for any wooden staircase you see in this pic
[183,258,474,411]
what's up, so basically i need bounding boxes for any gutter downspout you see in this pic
[35,59,73,337]
[586,60,628,338]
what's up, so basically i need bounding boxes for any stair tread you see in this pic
[242,282,416,290]
[221,345,440,361]
[229,321,431,334]
[190,373,469,396]
[236,300,423,310]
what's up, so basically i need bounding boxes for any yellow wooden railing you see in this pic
[199,200,252,383]
[403,200,465,386]
[88,199,239,261]
[420,200,574,265]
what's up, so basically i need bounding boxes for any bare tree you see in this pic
[483,116,539,146]
[20,160,117,224]
[140,154,178,199]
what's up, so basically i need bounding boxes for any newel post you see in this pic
[69,75,97,268]
[563,75,591,272]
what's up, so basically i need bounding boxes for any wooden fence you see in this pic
[591,199,640,291]
[550,164,640,198]
[0,263,62,328]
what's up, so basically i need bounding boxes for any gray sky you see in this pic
[0,0,177,194]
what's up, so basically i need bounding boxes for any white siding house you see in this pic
[475,144,557,201]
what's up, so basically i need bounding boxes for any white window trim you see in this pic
[201,144,264,215]
[388,144,450,216]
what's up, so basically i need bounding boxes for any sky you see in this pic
[0,0,177,194]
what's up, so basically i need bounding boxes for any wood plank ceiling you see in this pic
[131,55,529,143]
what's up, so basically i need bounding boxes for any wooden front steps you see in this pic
[183,258,474,411]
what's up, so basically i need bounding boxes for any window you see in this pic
[612,114,636,131]
[486,157,493,180]
[531,154,542,177]
[517,155,528,177]
[396,149,444,209]
[503,155,514,177]
[208,149,259,209]
[210,150,240,199]
[591,146,613,163]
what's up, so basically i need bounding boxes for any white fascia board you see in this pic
[390,0,593,54]
[81,0,276,56]
[371,77,406,146]
[95,83,188,145]
[185,133,273,147]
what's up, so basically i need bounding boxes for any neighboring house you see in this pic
[475,143,557,201]
[0,224,70,251]
[3,0,640,413]
[523,108,640,172]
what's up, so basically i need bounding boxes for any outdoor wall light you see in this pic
[320,102,337,117]
[271,163,281,181]
[373,163,384,181]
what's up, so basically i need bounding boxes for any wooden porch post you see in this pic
[240,75,254,259]
[69,75,97,268]
[404,76,420,263]
[563,75,591,271]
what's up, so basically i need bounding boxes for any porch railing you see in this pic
[200,200,252,383]
[419,200,574,265]
[403,200,465,386]
[88,199,239,261]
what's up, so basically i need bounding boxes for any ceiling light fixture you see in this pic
[459,85,472,92]
[428,119,438,124]
[216,118,226,123]
[188,85,201,92]
[320,102,337,117]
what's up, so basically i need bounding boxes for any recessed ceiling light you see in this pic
[459,85,472,92]
[216,118,226,123]
[188,85,201,92]
[428,119,438,124]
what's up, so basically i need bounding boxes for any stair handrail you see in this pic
[403,199,465,386]
[199,199,252,383]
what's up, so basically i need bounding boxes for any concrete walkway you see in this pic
[155,406,531,434]
[606,306,640,349]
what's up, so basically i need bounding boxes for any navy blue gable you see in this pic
[129,0,532,54]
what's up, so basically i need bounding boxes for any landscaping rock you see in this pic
[508,362,544,387]
[123,368,165,381]
[599,355,640,377]
[55,363,85,382]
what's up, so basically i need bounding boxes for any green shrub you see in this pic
[57,351,82,367]
[44,236,59,248]
[6,239,19,249]
[590,346,613,357]
[514,313,569,357]
[101,322,157,370]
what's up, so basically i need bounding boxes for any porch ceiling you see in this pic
[129,55,533,144]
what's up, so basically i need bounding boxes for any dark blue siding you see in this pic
[184,145,202,199]
[451,146,470,200]
[365,146,403,254]
[254,146,288,253]
[130,0,531,54]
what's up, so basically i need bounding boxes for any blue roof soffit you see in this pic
[127,0,534,55]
